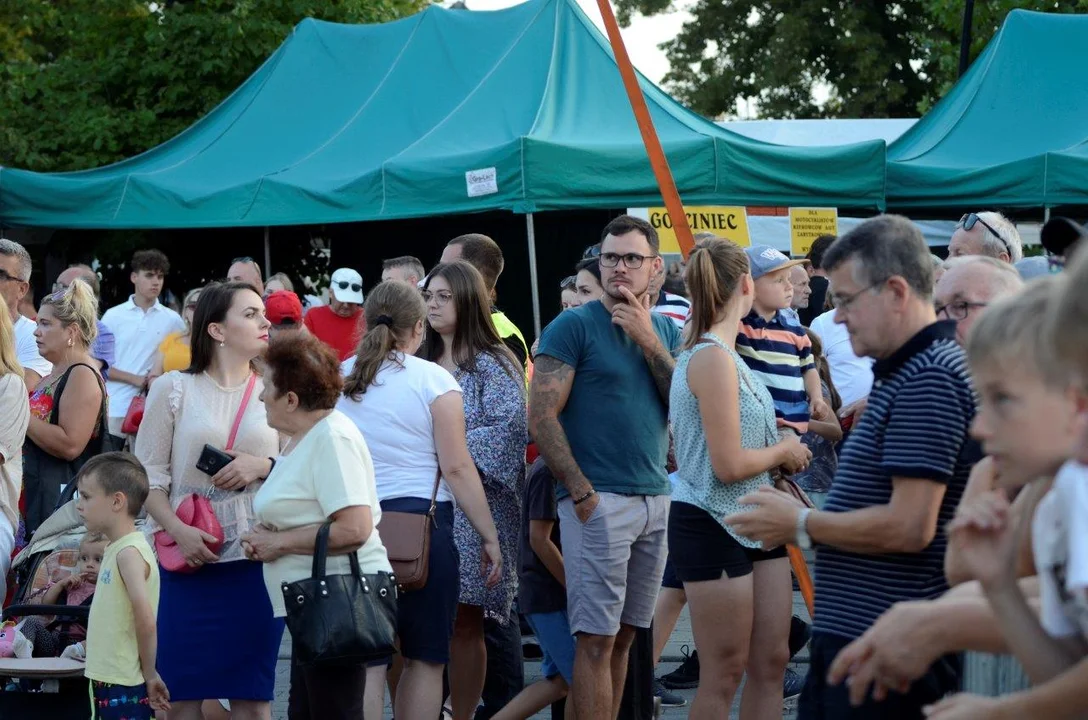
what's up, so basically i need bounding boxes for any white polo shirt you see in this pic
[13,315,51,379]
[809,309,874,408]
[101,297,185,418]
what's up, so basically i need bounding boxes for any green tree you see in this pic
[0,0,427,173]
[613,0,1088,120]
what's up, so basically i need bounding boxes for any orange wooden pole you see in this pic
[596,0,816,617]
[592,0,695,260]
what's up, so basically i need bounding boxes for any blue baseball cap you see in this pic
[744,245,809,280]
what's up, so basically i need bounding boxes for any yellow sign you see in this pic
[647,206,750,254]
[789,208,838,257]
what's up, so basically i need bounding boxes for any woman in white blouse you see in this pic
[338,280,501,720]
[243,332,392,720]
[0,307,30,602]
[135,281,282,720]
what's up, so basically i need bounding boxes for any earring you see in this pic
[220,342,225,348]
[67,338,73,348]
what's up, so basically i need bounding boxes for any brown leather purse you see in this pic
[377,469,441,592]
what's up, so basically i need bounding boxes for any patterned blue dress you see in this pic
[453,350,527,621]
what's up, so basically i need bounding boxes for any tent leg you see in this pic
[263,227,272,278]
[526,213,542,340]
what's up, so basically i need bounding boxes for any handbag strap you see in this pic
[310,520,363,580]
[225,373,257,451]
[427,465,441,517]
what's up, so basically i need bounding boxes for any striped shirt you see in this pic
[652,292,691,330]
[736,309,815,433]
[813,321,980,641]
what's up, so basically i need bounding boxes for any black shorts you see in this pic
[380,498,460,664]
[661,556,683,589]
[667,501,787,582]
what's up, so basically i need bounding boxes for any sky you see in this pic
[450,0,693,85]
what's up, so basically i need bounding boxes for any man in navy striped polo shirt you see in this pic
[726,215,978,719]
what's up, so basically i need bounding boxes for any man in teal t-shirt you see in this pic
[530,215,681,720]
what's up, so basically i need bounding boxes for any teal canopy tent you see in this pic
[887,9,1088,211]
[0,0,886,230]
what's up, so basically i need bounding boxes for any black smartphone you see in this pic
[196,444,233,476]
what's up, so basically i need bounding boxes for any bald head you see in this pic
[935,256,1024,345]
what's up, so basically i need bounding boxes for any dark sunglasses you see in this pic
[583,244,602,259]
[232,256,255,264]
[959,214,1012,257]
[334,280,362,293]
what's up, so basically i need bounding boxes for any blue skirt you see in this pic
[157,559,285,702]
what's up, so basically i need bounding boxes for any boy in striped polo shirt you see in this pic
[736,245,830,436]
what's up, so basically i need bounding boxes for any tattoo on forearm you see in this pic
[646,348,675,404]
[529,356,591,497]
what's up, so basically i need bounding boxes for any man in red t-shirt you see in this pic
[303,267,366,360]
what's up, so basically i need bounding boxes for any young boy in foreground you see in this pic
[923,274,1088,719]
[736,245,829,438]
[75,452,169,719]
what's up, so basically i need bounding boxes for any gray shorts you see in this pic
[558,492,669,636]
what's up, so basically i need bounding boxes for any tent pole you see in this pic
[526,213,542,340]
[263,227,272,277]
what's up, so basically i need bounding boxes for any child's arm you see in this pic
[808,417,843,443]
[116,548,170,712]
[528,519,565,588]
[803,367,829,419]
[37,577,75,606]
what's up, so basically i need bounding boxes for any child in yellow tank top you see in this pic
[74,452,169,719]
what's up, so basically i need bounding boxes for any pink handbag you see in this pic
[154,374,256,573]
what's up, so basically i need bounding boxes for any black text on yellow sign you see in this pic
[647,206,751,254]
[789,208,838,257]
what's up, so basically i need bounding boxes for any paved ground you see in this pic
[270,588,811,719]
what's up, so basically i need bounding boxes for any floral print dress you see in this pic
[452,350,527,622]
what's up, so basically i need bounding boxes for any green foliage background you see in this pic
[0,0,428,174]
[611,0,1088,119]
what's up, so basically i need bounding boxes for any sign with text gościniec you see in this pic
[646,206,750,254]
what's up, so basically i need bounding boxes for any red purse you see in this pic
[154,374,257,573]
[120,394,146,435]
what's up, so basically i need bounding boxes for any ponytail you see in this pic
[343,280,426,399]
[41,277,98,348]
[682,237,749,349]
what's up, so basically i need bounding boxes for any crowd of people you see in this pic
[0,207,1083,720]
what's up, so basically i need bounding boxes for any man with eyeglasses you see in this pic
[226,256,264,296]
[0,238,51,388]
[933,256,1023,346]
[303,267,365,361]
[54,265,116,379]
[531,214,681,720]
[726,215,979,720]
[948,212,1023,264]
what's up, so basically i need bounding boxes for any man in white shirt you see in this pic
[0,238,51,388]
[101,249,185,441]
[809,307,873,410]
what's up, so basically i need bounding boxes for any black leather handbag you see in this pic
[281,521,398,666]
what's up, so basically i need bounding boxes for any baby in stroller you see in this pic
[9,532,106,659]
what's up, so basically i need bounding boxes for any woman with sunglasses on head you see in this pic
[149,288,204,382]
[338,280,501,720]
[22,281,109,543]
[135,281,284,720]
[420,261,526,720]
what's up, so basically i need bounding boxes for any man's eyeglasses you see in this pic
[421,289,453,307]
[830,280,885,312]
[0,268,23,284]
[232,256,256,265]
[935,300,988,321]
[560,275,576,290]
[334,280,362,293]
[583,244,601,259]
[959,213,1012,257]
[599,252,656,270]
[52,281,70,293]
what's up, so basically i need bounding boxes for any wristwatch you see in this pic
[796,508,813,550]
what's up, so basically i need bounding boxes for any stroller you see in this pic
[0,487,144,719]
